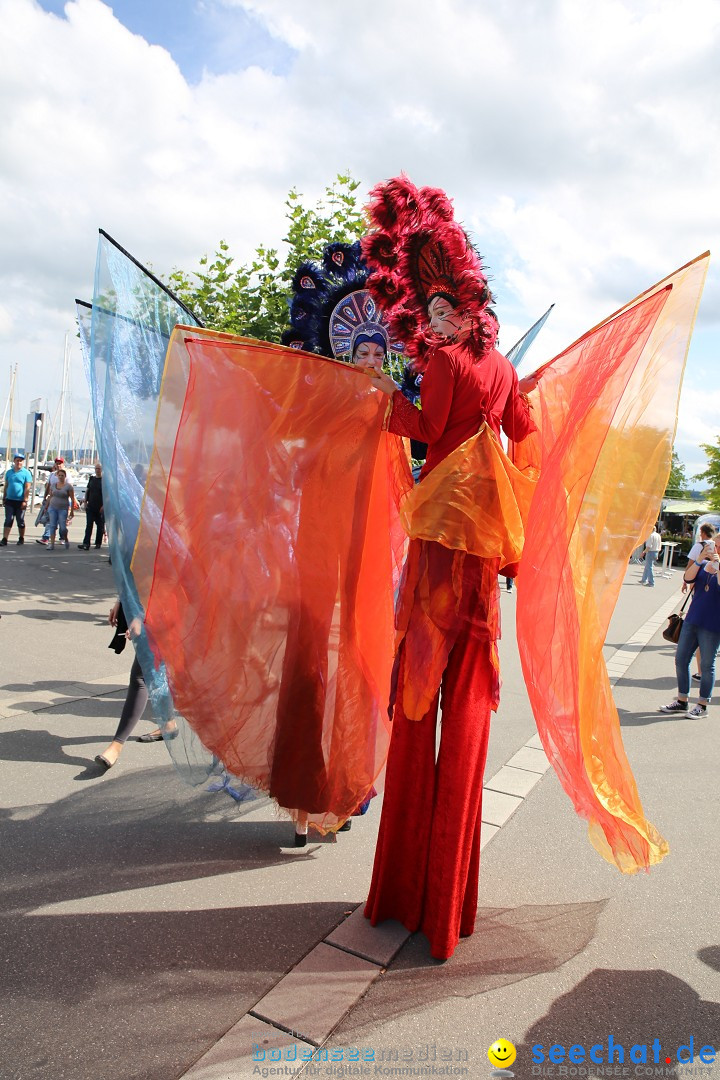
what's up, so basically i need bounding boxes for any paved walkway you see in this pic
[1,533,718,1080]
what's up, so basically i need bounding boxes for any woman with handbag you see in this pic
[684,523,716,682]
[659,534,720,718]
[45,468,75,549]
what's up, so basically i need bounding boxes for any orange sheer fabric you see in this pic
[393,425,537,720]
[513,253,710,873]
[134,330,412,832]
[399,423,537,565]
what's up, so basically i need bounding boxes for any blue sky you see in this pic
[36,0,295,81]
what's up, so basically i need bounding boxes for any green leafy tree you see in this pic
[694,437,720,510]
[167,174,365,342]
[664,448,691,499]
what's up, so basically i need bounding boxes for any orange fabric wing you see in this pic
[513,253,710,872]
[137,332,412,832]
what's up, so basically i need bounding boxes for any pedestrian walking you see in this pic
[641,524,662,586]
[45,468,75,549]
[36,457,66,545]
[684,523,716,681]
[660,533,720,718]
[78,462,104,549]
[95,600,176,769]
[1,453,32,546]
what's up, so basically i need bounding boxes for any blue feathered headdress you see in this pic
[283,241,402,359]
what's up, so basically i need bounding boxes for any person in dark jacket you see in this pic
[79,462,104,550]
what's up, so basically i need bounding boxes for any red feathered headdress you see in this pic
[362,176,495,359]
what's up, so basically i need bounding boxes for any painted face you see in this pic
[353,341,386,372]
[428,296,462,338]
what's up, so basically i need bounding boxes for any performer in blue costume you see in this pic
[277,241,404,844]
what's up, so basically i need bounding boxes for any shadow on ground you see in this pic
[0,554,112,609]
[0,901,348,1080]
[516,968,720,1079]
[1,767,315,912]
[617,675,678,690]
[697,945,720,973]
[0,767,349,1080]
[2,679,124,696]
[10,608,107,623]
[332,900,606,1043]
[618,706,704,728]
[0,727,132,768]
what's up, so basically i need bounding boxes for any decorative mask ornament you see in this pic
[329,289,400,360]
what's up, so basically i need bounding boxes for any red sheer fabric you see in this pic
[392,538,503,724]
[134,330,412,832]
[512,253,710,873]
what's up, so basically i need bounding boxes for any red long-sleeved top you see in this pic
[388,340,536,475]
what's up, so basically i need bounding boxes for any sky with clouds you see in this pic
[1,0,717,475]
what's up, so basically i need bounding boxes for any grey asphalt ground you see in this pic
[1,529,718,1080]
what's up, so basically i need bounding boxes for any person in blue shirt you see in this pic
[1,454,33,546]
[660,533,720,718]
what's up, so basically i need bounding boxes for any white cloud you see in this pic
[674,384,720,478]
[0,0,718,463]
[0,304,13,337]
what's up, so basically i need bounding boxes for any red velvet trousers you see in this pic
[364,627,494,960]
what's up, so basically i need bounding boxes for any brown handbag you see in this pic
[662,588,693,644]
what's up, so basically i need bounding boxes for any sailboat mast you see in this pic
[0,377,10,463]
[4,365,18,463]
[58,333,69,462]
[78,410,90,466]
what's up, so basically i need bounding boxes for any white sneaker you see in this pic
[659,699,688,714]
[687,704,707,718]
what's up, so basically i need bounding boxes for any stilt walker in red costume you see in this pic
[357,177,537,960]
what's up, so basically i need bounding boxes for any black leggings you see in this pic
[113,656,149,743]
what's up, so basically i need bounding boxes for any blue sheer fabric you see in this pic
[82,232,254,801]
[505,304,554,368]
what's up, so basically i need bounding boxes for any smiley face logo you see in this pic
[488,1039,516,1069]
